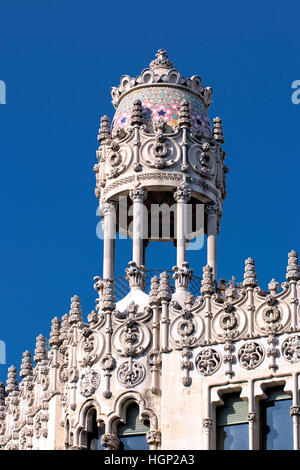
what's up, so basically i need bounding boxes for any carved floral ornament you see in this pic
[237,342,264,370]
[195,348,221,375]
[117,360,146,388]
[281,335,300,362]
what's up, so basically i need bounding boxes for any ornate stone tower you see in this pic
[1,51,300,451]
[95,48,227,292]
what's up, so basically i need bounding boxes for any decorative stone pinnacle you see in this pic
[20,351,33,379]
[286,250,300,281]
[131,99,143,127]
[34,334,48,364]
[6,366,18,394]
[201,265,215,295]
[243,257,258,288]
[268,278,279,294]
[49,317,61,348]
[149,275,160,306]
[179,101,191,128]
[59,314,70,344]
[0,382,5,406]
[101,279,116,312]
[69,295,83,325]
[158,271,171,302]
[97,115,111,143]
[149,49,174,72]
[213,116,224,143]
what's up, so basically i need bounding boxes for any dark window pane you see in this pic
[217,423,248,450]
[261,399,293,450]
[120,434,149,450]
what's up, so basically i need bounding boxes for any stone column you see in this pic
[129,183,147,269]
[101,200,116,281]
[205,203,218,280]
[173,182,191,267]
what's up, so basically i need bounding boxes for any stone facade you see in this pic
[0,51,299,450]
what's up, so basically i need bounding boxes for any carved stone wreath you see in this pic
[281,335,300,362]
[117,360,145,388]
[262,305,281,332]
[238,342,264,370]
[195,348,221,375]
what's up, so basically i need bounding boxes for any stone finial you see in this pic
[34,335,48,364]
[97,115,111,143]
[131,99,143,127]
[20,351,33,379]
[268,278,279,295]
[6,366,18,393]
[69,295,83,325]
[179,100,191,128]
[149,275,160,306]
[213,117,224,143]
[158,271,171,302]
[286,250,300,282]
[243,258,258,288]
[201,265,215,295]
[101,280,115,312]
[59,314,70,344]
[149,49,174,72]
[49,317,61,348]
[0,382,5,406]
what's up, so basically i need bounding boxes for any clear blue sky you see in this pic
[0,0,299,382]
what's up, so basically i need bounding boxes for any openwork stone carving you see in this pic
[117,360,145,388]
[195,348,221,375]
[238,342,264,370]
[281,335,300,362]
[79,369,100,397]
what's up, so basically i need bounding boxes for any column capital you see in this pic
[125,261,145,289]
[205,202,219,216]
[100,199,117,217]
[129,181,147,202]
[173,182,191,203]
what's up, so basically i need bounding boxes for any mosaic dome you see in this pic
[111,49,213,134]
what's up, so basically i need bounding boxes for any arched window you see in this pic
[260,386,293,450]
[216,392,248,450]
[86,408,105,450]
[117,403,150,450]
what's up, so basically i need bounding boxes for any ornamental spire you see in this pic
[243,257,258,288]
[213,117,224,143]
[20,351,33,379]
[97,115,111,143]
[131,99,143,127]
[0,382,5,406]
[34,334,48,363]
[6,365,18,393]
[201,265,215,295]
[69,295,83,325]
[49,317,61,348]
[286,250,300,281]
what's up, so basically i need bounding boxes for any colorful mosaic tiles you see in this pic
[112,86,211,132]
